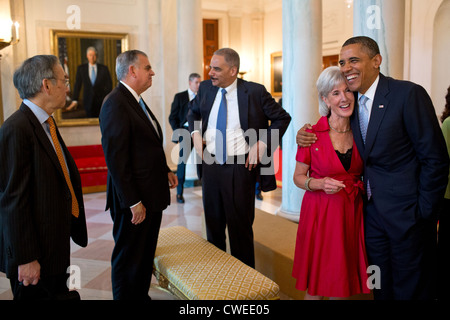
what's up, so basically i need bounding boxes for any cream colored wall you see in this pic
[408,0,446,115]
[431,0,450,117]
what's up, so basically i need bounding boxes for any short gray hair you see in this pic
[13,55,59,99]
[115,50,147,81]
[86,46,98,55]
[214,48,240,72]
[189,73,201,81]
[316,66,348,117]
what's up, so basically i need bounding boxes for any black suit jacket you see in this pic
[72,63,112,117]
[168,90,190,143]
[100,83,171,213]
[0,104,88,278]
[351,74,449,232]
[187,78,291,192]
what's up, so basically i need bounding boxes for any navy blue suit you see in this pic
[188,78,291,267]
[351,74,449,299]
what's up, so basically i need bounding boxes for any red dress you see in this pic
[292,116,370,297]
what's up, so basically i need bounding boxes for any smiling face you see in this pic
[322,81,355,119]
[208,54,238,88]
[339,43,381,94]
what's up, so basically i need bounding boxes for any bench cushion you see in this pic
[153,226,280,300]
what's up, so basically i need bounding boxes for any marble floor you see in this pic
[0,185,283,300]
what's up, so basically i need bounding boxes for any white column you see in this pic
[278,0,322,222]
[177,0,203,91]
[353,0,405,79]
[177,0,203,180]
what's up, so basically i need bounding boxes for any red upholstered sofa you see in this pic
[67,145,107,194]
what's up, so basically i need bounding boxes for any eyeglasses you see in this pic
[48,77,70,87]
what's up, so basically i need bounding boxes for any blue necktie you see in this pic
[359,95,369,144]
[91,66,96,84]
[139,98,159,137]
[359,95,372,198]
[216,88,227,164]
[139,98,151,121]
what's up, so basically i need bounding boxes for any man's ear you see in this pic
[373,54,382,70]
[230,66,238,77]
[41,78,52,94]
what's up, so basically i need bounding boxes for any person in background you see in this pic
[188,48,291,268]
[297,36,449,300]
[99,50,177,300]
[169,73,201,203]
[293,66,370,299]
[438,85,450,301]
[68,46,112,117]
[0,55,88,300]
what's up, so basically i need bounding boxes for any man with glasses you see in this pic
[0,55,88,300]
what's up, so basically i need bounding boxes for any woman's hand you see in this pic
[320,177,346,194]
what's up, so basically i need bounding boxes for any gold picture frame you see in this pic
[50,30,129,126]
[271,51,283,97]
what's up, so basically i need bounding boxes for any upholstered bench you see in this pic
[153,226,280,300]
[67,145,108,194]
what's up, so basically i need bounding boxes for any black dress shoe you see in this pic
[176,194,185,203]
[256,193,263,201]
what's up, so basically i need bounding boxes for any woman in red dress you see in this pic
[292,66,370,299]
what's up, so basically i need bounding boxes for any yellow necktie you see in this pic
[46,117,79,218]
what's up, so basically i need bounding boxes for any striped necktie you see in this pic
[46,117,79,218]
[359,95,369,143]
[358,95,372,199]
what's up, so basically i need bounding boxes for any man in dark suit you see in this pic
[69,46,112,117]
[99,50,177,300]
[297,36,449,299]
[188,48,291,268]
[169,73,201,203]
[0,55,88,300]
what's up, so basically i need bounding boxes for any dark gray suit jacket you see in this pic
[168,90,190,143]
[0,104,88,278]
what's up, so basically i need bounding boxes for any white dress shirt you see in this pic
[120,81,159,134]
[205,79,249,156]
[358,75,380,123]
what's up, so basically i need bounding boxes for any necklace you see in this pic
[328,118,351,134]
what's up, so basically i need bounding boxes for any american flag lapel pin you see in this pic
[379,105,384,109]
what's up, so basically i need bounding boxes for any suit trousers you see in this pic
[177,132,193,195]
[110,207,162,300]
[364,199,437,300]
[202,156,257,268]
